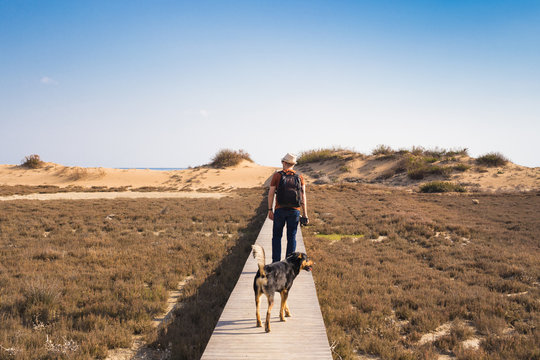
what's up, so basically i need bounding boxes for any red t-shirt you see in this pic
[270,170,305,210]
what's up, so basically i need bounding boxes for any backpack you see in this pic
[276,171,302,208]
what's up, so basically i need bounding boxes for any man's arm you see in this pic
[301,184,308,218]
[268,186,276,220]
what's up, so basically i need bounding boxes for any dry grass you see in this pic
[2,183,538,359]
[476,152,509,167]
[297,147,360,165]
[371,146,468,159]
[303,184,540,360]
[20,155,44,169]
[0,186,191,196]
[0,189,266,359]
[419,181,466,193]
[209,149,252,168]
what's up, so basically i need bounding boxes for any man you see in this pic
[268,153,308,263]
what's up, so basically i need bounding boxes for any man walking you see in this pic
[268,153,308,263]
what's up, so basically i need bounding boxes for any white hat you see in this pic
[281,153,297,165]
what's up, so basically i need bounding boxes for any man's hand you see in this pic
[268,210,274,221]
[300,216,309,226]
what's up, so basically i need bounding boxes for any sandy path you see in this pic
[0,191,227,201]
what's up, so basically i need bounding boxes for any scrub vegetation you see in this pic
[209,149,252,168]
[0,185,187,196]
[0,189,266,359]
[304,184,540,360]
[20,154,44,169]
[1,181,538,360]
[475,152,509,167]
[297,147,357,165]
[372,145,472,181]
[419,181,466,193]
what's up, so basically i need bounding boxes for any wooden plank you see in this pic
[201,218,332,360]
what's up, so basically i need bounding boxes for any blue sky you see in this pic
[1,0,539,167]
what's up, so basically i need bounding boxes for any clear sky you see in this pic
[1,0,539,168]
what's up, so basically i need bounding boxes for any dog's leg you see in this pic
[265,294,274,333]
[282,290,291,317]
[280,290,288,321]
[255,290,263,327]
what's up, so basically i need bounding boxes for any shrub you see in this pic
[372,144,394,156]
[423,147,447,159]
[407,146,468,158]
[410,146,425,156]
[453,163,471,172]
[19,279,61,325]
[21,154,44,169]
[476,152,508,167]
[406,156,454,180]
[297,148,347,165]
[446,148,469,157]
[210,149,252,168]
[419,181,466,193]
[396,149,411,155]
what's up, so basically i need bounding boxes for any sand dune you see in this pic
[1,155,538,196]
[0,160,278,192]
[295,153,540,192]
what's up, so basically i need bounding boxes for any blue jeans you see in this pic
[272,208,300,263]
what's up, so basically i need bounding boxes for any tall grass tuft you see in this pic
[210,149,253,168]
[21,154,44,169]
[476,152,508,167]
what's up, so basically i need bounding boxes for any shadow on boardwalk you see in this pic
[148,191,268,359]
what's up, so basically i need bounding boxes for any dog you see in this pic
[252,244,313,332]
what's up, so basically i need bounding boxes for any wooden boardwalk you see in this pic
[201,218,333,360]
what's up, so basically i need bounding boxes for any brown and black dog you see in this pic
[252,244,313,332]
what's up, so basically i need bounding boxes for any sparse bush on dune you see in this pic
[410,146,424,156]
[297,147,355,165]
[408,164,453,180]
[210,149,253,168]
[20,154,44,169]
[476,152,508,167]
[372,146,468,159]
[419,181,466,193]
[296,145,475,182]
[453,163,471,172]
[446,147,469,157]
[372,144,395,156]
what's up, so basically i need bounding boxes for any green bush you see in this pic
[419,181,466,193]
[21,154,44,169]
[476,152,508,167]
[210,149,252,168]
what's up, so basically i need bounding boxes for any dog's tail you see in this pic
[251,244,266,277]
